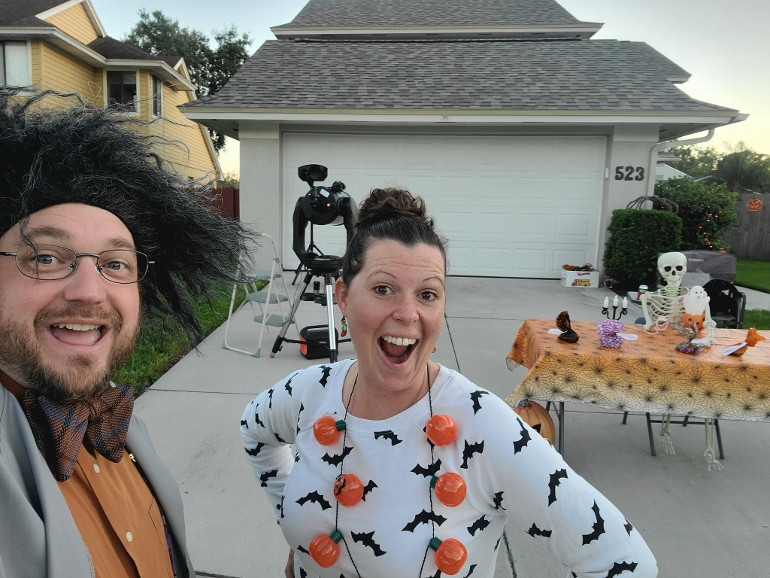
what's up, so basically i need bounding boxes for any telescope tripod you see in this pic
[270,255,349,362]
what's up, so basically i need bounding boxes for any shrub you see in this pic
[603,209,682,288]
[654,178,738,251]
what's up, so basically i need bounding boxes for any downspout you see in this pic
[647,129,715,197]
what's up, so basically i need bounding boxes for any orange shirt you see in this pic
[58,445,174,578]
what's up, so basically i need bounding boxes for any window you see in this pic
[152,75,163,117]
[107,71,137,112]
[1,41,30,87]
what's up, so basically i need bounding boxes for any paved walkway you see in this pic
[134,278,770,577]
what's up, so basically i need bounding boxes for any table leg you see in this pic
[646,413,657,457]
[558,402,565,454]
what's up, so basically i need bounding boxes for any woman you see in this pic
[240,188,657,578]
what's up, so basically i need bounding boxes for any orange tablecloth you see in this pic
[506,320,770,422]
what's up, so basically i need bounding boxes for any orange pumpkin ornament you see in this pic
[426,414,457,446]
[313,416,346,445]
[309,530,342,568]
[429,537,467,575]
[334,473,364,506]
[513,399,556,445]
[432,472,467,507]
[746,197,763,212]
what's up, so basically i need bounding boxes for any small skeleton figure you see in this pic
[641,252,715,341]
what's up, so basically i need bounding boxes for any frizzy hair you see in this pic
[0,87,257,345]
[341,187,447,284]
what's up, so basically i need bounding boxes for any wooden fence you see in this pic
[728,192,769,260]
[208,187,240,220]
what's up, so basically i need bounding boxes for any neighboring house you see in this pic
[0,0,219,180]
[182,0,745,278]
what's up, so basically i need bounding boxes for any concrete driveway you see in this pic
[134,277,770,577]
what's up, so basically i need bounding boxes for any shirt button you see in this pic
[126,531,133,542]
[92,464,101,474]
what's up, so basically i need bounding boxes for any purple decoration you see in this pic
[597,319,625,349]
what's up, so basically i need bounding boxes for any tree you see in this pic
[668,146,721,179]
[714,143,770,193]
[124,10,252,152]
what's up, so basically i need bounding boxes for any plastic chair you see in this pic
[222,234,297,357]
[703,279,747,329]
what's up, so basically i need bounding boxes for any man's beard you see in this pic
[0,305,139,402]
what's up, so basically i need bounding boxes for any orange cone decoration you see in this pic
[429,537,467,575]
[432,472,466,507]
[426,414,457,446]
[310,530,342,568]
[334,473,364,506]
[314,416,346,445]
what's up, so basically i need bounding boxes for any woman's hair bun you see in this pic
[355,187,434,232]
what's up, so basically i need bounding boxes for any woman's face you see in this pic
[335,239,445,396]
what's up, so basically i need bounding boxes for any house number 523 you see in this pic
[614,166,645,181]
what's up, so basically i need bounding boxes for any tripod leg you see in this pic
[270,272,312,357]
[324,272,338,363]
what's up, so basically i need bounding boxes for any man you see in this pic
[0,89,254,577]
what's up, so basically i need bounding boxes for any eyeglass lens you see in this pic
[14,244,147,283]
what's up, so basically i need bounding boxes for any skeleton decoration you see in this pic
[641,252,716,341]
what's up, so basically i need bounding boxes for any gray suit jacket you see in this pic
[0,386,195,578]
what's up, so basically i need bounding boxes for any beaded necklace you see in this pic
[310,363,468,576]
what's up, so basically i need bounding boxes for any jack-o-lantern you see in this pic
[513,399,556,445]
[746,197,763,212]
[680,313,705,334]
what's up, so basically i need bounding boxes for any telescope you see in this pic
[292,164,357,267]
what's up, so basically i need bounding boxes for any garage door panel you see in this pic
[282,133,605,278]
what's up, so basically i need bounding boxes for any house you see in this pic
[0,0,219,180]
[182,0,746,277]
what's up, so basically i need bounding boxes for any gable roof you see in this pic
[88,36,181,68]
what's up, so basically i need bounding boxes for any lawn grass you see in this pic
[744,308,770,330]
[115,283,243,395]
[735,259,770,293]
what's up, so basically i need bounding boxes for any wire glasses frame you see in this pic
[0,243,152,284]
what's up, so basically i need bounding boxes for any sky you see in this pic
[91,0,770,175]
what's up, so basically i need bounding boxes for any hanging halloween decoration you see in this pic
[746,196,764,212]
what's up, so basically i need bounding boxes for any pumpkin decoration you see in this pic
[314,416,346,445]
[679,312,705,334]
[426,414,457,446]
[309,530,342,567]
[432,472,467,507]
[513,399,556,445]
[334,473,364,506]
[746,197,763,212]
[429,537,467,575]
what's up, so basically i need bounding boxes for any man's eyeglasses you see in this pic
[0,243,152,284]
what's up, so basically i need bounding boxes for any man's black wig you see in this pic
[0,88,256,345]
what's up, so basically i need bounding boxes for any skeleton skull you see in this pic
[658,252,687,289]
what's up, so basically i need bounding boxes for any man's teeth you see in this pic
[382,336,416,346]
[54,323,100,331]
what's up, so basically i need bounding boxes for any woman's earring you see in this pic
[341,316,348,337]
[432,346,437,353]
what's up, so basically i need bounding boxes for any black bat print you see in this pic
[374,430,403,445]
[322,444,353,467]
[319,365,332,387]
[582,501,606,545]
[605,561,638,577]
[461,440,484,469]
[267,388,275,408]
[297,403,305,434]
[411,459,442,477]
[513,417,531,454]
[362,479,378,500]
[244,442,265,456]
[527,523,552,538]
[284,373,297,396]
[254,404,264,428]
[259,469,278,487]
[240,418,248,430]
[493,491,506,510]
[467,515,490,536]
[279,496,285,519]
[298,568,307,578]
[547,468,568,506]
[463,564,478,578]
[351,531,386,556]
[275,432,286,443]
[470,390,489,413]
[296,490,332,510]
[296,545,309,555]
[402,509,447,532]
[623,519,634,535]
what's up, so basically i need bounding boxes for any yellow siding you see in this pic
[38,43,102,106]
[44,3,99,46]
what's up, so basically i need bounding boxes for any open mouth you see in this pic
[379,335,417,364]
[50,323,105,346]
